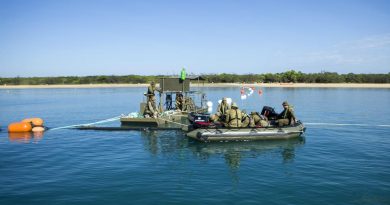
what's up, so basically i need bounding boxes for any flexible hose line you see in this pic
[49,115,121,131]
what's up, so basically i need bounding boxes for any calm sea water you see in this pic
[0,87,389,205]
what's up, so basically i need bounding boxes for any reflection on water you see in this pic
[140,129,305,169]
[189,137,306,169]
[140,130,188,156]
[8,132,44,143]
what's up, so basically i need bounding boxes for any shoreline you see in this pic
[1,83,390,89]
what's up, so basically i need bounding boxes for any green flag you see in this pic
[180,68,186,80]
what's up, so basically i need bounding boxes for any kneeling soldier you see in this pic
[250,112,269,127]
[225,102,242,128]
[241,110,251,128]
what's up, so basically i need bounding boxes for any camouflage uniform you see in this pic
[217,98,230,117]
[225,103,242,128]
[241,110,251,127]
[183,96,195,111]
[146,82,160,101]
[278,101,296,126]
[144,96,158,118]
[175,93,184,111]
[250,112,268,127]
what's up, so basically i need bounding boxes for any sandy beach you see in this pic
[1,83,390,89]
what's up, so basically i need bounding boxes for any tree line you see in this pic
[1,71,390,85]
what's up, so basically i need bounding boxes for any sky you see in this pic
[0,0,389,77]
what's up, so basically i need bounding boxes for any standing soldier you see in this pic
[165,93,173,110]
[225,102,242,128]
[278,101,296,126]
[175,92,184,111]
[146,81,160,99]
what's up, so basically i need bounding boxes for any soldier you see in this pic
[241,110,251,127]
[175,92,184,111]
[183,96,195,111]
[250,112,269,127]
[165,93,173,110]
[225,102,242,128]
[147,81,157,95]
[217,97,230,121]
[278,101,296,126]
[144,95,158,118]
[146,81,161,101]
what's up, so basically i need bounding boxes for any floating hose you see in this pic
[49,115,122,131]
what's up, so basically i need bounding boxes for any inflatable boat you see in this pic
[186,121,306,142]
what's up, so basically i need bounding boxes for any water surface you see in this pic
[0,87,389,204]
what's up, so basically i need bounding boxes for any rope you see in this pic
[49,115,121,131]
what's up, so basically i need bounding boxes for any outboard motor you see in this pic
[188,112,211,129]
[261,106,279,120]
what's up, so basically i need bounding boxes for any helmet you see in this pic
[231,102,238,108]
[151,81,155,85]
[282,101,289,106]
[222,97,227,101]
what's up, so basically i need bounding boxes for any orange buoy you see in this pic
[8,122,32,132]
[22,118,44,126]
[32,126,45,132]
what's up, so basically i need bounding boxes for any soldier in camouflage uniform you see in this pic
[241,110,251,127]
[175,92,184,111]
[225,102,242,128]
[144,95,158,118]
[217,97,230,120]
[146,82,160,99]
[183,96,195,111]
[250,112,269,127]
[278,101,296,126]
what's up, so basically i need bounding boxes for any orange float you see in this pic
[8,122,32,132]
[22,118,44,126]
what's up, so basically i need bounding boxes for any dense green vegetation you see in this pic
[205,71,390,83]
[1,71,389,85]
